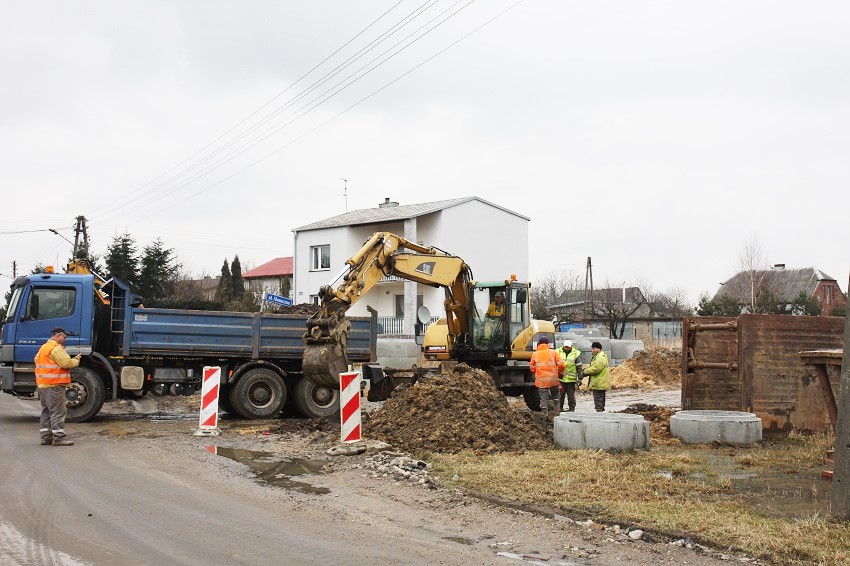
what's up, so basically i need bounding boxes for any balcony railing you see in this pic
[377,315,441,335]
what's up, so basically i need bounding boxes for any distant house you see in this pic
[714,266,846,316]
[242,257,293,298]
[181,276,220,301]
[550,287,675,341]
[292,197,529,335]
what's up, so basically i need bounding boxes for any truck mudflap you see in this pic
[0,366,13,390]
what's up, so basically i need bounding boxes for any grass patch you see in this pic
[427,433,849,564]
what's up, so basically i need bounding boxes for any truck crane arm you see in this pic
[302,232,473,387]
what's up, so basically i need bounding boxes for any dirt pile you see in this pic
[610,348,681,390]
[617,403,678,444]
[268,303,320,315]
[366,364,551,454]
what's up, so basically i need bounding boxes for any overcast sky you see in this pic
[2,1,848,304]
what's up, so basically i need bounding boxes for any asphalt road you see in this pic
[0,393,511,565]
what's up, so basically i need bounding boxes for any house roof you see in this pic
[551,287,643,309]
[293,197,530,232]
[242,257,293,279]
[714,267,837,303]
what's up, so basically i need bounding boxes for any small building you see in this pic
[242,257,293,298]
[714,266,846,316]
[292,197,530,335]
[181,276,220,302]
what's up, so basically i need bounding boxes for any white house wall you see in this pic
[293,199,529,321]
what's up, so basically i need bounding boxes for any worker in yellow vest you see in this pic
[583,341,611,412]
[555,340,583,412]
[34,327,81,446]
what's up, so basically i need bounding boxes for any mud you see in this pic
[267,303,320,315]
[617,403,679,445]
[366,363,551,454]
[610,348,682,389]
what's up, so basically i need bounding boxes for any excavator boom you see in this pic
[303,232,472,386]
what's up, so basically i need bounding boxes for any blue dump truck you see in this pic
[0,272,376,422]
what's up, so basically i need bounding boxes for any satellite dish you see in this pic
[417,306,431,324]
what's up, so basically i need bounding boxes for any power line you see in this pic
[105,0,479,221]
[134,0,524,220]
[89,0,411,221]
[0,228,72,235]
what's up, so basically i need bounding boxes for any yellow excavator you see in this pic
[302,232,555,408]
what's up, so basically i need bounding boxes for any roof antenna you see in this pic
[341,178,348,212]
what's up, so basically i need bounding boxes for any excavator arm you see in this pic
[303,232,472,386]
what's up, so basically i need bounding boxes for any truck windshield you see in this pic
[5,286,22,322]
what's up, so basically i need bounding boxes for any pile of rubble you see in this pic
[610,348,682,389]
[366,363,551,454]
[359,451,440,489]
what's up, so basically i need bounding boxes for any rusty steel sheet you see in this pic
[683,314,844,432]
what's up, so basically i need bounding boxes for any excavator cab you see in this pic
[464,281,529,358]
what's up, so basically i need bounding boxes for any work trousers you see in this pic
[558,382,576,412]
[538,385,560,417]
[592,389,606,412]
[39,386,68,442]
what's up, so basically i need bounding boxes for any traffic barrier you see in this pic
[193,366,221,437]
[340,371,361,443]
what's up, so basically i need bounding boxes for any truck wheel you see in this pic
[292,377,339,419]
[66,367,106,423]
[523,387,541,412]
[217,384,236,415]
[229,368,286,419]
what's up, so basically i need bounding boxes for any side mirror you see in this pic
[516,289,527,304]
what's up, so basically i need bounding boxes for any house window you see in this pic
[310,245,330,271]
[395,294,424,317]
[826,285,833,305]
[309,294,320,305]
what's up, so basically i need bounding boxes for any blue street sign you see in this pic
[264,292,293,307]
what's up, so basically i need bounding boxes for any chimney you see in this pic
[378,197,399,208]
[772,263,785,270]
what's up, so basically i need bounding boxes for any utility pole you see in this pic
[340,179,349,212]
[584,256,594,320]
[12,261,16,278]
[72,215,90,261]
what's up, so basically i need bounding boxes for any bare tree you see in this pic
[737,235,773,313]
[532,268,583,321]
[590,279,651,339]
[648,286,693,319]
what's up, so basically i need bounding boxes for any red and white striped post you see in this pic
[193,366,221,437]
[340,371,361,443]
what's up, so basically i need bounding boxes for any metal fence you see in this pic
[377,315,441,335]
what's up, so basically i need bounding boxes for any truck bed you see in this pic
[124,308,374,361]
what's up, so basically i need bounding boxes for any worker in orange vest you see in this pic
[34,327,81,446]
[529,336,565,419]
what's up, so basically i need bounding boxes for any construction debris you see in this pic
[366,363,551,454]
[610,348,681,390]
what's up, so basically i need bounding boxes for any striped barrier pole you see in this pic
[193,366,221,437]
[340,371,361,443]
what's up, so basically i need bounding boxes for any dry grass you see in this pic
[427,432,850,565]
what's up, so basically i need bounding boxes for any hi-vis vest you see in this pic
[35,340,71,387]
[530,344,563,388]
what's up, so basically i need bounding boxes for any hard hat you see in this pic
[495,291,504,298]
[563,340,572,348]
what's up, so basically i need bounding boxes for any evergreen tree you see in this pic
[230,255,244,299]
[137,239,178,301]
[215,259,232,303]
[696,293,743,317]
[104,233,139,287]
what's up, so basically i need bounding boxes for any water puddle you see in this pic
[207,446,330,494]
[657,450,832,518]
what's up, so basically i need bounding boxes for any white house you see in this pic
[292,197,530,335]
[241,257,293,298]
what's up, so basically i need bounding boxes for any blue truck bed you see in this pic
[124,307,374,362]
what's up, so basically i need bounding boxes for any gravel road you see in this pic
[0,390,738,565]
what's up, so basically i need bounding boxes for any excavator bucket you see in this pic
[303,339,349,388]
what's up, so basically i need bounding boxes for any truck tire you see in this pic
[523,387,541,412]
[229,368,286,419]
[291,377,339,419]
[217,384,236,415]
[66,367,106,423]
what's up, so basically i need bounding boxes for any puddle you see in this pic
[207,446,330,494]
[658,450,831,518]
[443,536,475,545]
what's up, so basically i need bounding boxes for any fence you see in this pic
[377,315,441,335]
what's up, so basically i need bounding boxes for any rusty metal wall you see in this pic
[683,314,844,432]
[682,317,739,411]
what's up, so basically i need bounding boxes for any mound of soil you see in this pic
[610,348,682,390]
[268,303,320,315]
[366,364,551,454]
[617,403,678,444]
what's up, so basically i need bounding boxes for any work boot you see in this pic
[40,438,53,446]
[567,405,576,412]
[52,439,74,446]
